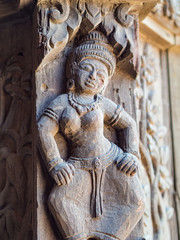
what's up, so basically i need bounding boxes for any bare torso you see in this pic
[59,97,111,158]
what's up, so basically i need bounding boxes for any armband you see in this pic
[43,107,58,123]
[108,104,124,127]
[125,149,140,159]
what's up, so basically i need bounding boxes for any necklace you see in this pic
[68,92,102,116]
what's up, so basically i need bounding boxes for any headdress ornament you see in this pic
[67,31,116,78]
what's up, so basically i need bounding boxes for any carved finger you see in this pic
[130,167,137,176]
[126,163,138,175]
[61,169,71,185]
[53,173,61,186]
[121,161,134,173]
[68,163,75,176]
[57,172,67,185]
[64,165,74,180]
[117,157,132,171]
[124,164,136,175]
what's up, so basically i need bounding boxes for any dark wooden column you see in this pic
[0,2,37,239]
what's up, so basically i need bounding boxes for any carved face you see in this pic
[74,58,109,94]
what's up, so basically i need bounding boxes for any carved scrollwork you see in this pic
[37,0,82,69]
[115,4,135,28]
[51,0,69,22]
[37,0,148,75]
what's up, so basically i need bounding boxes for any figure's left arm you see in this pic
[103,97,139,175]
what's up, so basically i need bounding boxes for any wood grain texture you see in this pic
[168,46,180,239]
[0,15,34,240]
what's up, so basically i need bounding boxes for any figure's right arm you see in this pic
[38,115,62,169]
[38,95,75,186]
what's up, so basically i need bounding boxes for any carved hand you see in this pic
[115,153,138,176]
[50,162,75,186]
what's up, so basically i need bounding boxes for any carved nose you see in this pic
[90,70,96,80]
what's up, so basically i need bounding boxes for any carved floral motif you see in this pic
[135,44,174,240]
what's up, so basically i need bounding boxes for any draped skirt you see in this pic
[48,143,145,240]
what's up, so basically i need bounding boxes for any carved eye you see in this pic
[79,64,92,72]
[97,72,105,80]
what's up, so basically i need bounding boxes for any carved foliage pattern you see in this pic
[37,0,143,73]
[135,44,174,240]
[0,55,33,240]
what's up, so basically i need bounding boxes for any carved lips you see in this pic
[84,78,103,89]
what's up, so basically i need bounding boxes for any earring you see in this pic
[67,79,75,92]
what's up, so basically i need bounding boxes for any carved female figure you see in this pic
[38,31,145,240]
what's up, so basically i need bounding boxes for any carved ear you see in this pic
[67,79,75,92]
[66,61,77,79]
[72,61,77,70]
[100,78,109,95]
[69,61,77,76]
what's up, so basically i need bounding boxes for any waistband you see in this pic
[68,143,122,171]
[65,231,120,240]
[68,143,123,219]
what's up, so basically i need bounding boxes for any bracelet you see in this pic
[48,157,62,171]
[125,149,140,159]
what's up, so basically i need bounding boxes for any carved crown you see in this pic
[71,31,116,77]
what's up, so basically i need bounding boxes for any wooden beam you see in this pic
[140,16,175,49]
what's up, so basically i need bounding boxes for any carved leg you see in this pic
[48,169,92,239]
[100,163,145,240]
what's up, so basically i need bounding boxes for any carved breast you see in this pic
[60,107,81,136]
[81,109,104,130]
[60,107,104,138]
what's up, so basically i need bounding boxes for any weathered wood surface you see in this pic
[0,14,35,240]
[134,38,179,240]
[140,16,175,50]
[160,50,179,240]
[36,45,143,240]
[1,0,180,239]
[36,5,144,240]
[35,1,180,239]
[168,46,180,239]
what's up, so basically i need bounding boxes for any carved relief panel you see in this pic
[0,17,34,240]
[36,1,159,240]
[0,0,178,239]
[134,41,176,240]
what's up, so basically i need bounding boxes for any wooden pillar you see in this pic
[168,44,180,238]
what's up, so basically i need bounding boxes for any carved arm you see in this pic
[38,95,75,185]
[38,116,63,170]
[103,97,139,158]
[38,115,75,185]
